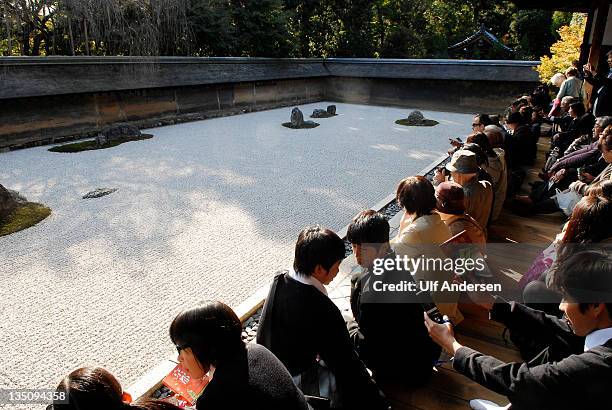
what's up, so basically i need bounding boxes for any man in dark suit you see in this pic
[551,102,595,154]
[257,226,389,410]
[424,250,612,410]
[506,112,537,168]
[345,210,441,384]
[583,50,612,118]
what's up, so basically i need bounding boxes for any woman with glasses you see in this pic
[169,301,309,410]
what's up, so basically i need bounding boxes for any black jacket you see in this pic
[553,112,595,152]
[196,343,309,410]
[257,272,389,409]
[584,70,612,117]
[349,251,441,382]
[454,301,611,410]
[510,125,537,167]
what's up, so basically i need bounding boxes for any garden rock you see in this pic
[83,188,118,199]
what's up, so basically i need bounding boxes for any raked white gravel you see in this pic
[0,102,471,398]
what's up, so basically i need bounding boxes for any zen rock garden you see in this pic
[0,183,51,236]
[395,110,439,127]
[49,124,153,153]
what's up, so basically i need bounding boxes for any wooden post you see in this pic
[588,0,608,71]
[584,0,609,108]
[580,9,594,65]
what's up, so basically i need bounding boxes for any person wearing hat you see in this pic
[445,150,493,230]
[435,181,486,253]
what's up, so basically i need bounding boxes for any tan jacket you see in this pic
[439,212,487,254]
[391,213,462,323]
[463,178,493,230]
[488,149,508,221]
[392,213,452,246]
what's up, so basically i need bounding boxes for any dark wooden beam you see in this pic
[580,9,595,65]
[588,0,609,72]
[511,0,592,12]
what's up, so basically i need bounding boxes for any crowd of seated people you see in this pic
[49,75,612,410]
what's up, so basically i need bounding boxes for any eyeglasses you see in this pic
[472,123,481,128]
[176,344,190,353]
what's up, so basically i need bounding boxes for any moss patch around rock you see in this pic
[282,122,320,129]
[395,119,439,127]
[0,203,51,237]
[49,134,153,153]
[310,113,338,119]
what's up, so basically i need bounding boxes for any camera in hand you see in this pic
[417,290,446,324]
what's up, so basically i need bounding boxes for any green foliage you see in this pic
[551,11,573,38]
[334,0,375,57]
[510,9,555,60]
[375,0,432,58]
[188,0,236,56]
[536,14,586,83]
[0,203,51,237]
[0,0,564,59]
[48,135,153,153]
[233,0,292,57]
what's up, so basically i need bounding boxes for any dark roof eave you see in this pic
[448,28,514,53]
[511,0,591,12]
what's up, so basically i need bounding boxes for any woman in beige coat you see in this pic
[391,176,461,322]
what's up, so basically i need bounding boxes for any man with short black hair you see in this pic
[346,210,441,384]
[257,226,389,409]
[472,114,492,134]
[425,250,612,410]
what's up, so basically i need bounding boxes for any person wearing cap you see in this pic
[445,150,493,230]
[435,181,486,253]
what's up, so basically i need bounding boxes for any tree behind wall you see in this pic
[188,0,235,56]
[536,14,586,83]
[233,0,292,57]
[0,0,560,59]
[510,9,555,60]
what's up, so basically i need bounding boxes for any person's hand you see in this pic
[569,181,581,192]
[581,172,594,183]
[583,63,592,76]
[449,139,462,148]
[424,312,461,355]
[550,169,566,183]
[434,168,446,184]
[553,133,560,142]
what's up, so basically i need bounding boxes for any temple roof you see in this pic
[448,24,514,54]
